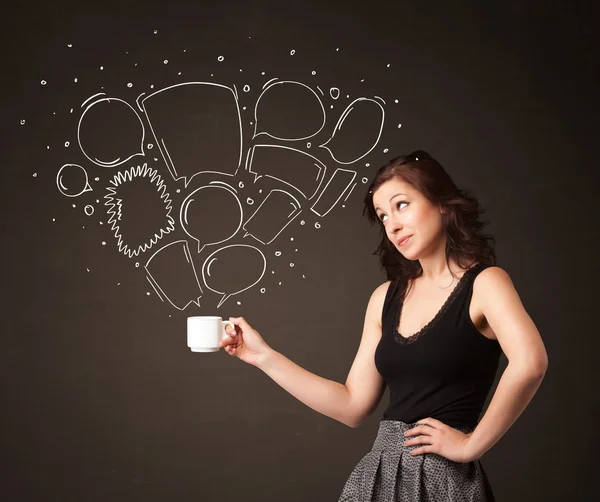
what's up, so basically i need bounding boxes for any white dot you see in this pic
[127,83,133,88]
[387,63,391,67]
[94,177,99,182]
[261,71,265,75]
[394,99,399,103]
[64,141,70,147]
[32,173,37,177]
[307,142,311,148]
[135,262,140,267]
[67,43,72,47]
[153,30,158,34]
[20,119,25,125]
[163,59,168,64]
[311,71,316,75]
[398,124,402,128]
[217,56,224,62]
[52,218,55,222]
[72,203,76,208]
[290,49,295,55]
[366,163,370,167]
[147,292,150,296]
[178,72,182,75]
[275,251,282,257]
[148,143,153,149]
[100,66,104,70]
[243,85,250,92]
[102,241,106,246]
[383,148,388,153]
[336,48,339,51]
[73,78,78,83]
[41,80,46,85]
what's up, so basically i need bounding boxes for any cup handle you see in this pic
[222,321,234,341]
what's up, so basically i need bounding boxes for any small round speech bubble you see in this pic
[56,164,92,197]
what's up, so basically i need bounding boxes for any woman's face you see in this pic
[372,178,444,258]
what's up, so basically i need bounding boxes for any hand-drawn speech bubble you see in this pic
[56,164,92,197]
[243,189,302,245]
[247,144,327,200]
[202,244,266,308]
[319,97,385,164]
[180,183,243,254]
[141,82,243,187]
[253,80,326,141]
[77,95,145,167]
[145,239,203,311]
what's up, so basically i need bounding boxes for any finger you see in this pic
[229,316,251,331]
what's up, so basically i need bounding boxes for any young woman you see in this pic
[218,150,548,501]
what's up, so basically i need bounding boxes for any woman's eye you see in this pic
[378,201,408,222]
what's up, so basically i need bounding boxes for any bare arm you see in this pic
[466,267,549,459]
[255,281,390,428]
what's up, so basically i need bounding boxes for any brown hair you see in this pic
[363,150,496,283]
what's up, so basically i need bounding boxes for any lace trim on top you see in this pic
[393,265,479,345]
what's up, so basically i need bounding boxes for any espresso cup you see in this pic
[187,316,235,352]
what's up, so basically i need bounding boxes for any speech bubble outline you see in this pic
[253,80,326,141]
[180,182,243,254]
[77,96,146,167]
[319,97,385,164]
[201,244,266,308]
[56,163,93,197]
[141,82,243,187]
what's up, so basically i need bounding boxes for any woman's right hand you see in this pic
[219,316,272,367]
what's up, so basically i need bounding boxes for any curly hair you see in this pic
[363,150,497,284]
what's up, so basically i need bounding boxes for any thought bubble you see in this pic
[78,96,145,167]
[319,97,385,164]
[180,183,243,254]
[202,244,266,308]
[253,80,325,141]
[56,164,92,197]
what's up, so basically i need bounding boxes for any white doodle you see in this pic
[105,163,175,258]
[141,82,243,187]
[56,164,93,197]
[253,80,326,141]
[319,97,385,164]
[310,168,357,217]
[247,144,327,200]
[202,244,266,308]
[180,182,243,254]
[145,239,203,310]
[78,96,145,167]
[243,189,302,245]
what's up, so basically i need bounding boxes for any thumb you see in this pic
[229,316,250,330]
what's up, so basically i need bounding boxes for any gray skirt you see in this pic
[338,420,495,502]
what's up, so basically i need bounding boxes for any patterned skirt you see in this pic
[338,420,495,502]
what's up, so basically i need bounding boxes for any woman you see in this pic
[218,150,548,501]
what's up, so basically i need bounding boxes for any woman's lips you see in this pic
[397,235,412,246]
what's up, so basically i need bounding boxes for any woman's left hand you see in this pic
[402,417,477,463]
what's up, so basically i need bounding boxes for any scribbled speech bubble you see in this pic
[180,183,243,254]
[253,80,326,141]
[145,239,203,310]
[243,189,302,245]
[77,96,145,167]
[319,97,385,164]
[56,164,92,197]
[202,244,266,308]
[142,82,243,186]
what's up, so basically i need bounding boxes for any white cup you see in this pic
[187,316,235,352]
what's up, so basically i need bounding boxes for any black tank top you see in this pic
[374,263,502,429]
